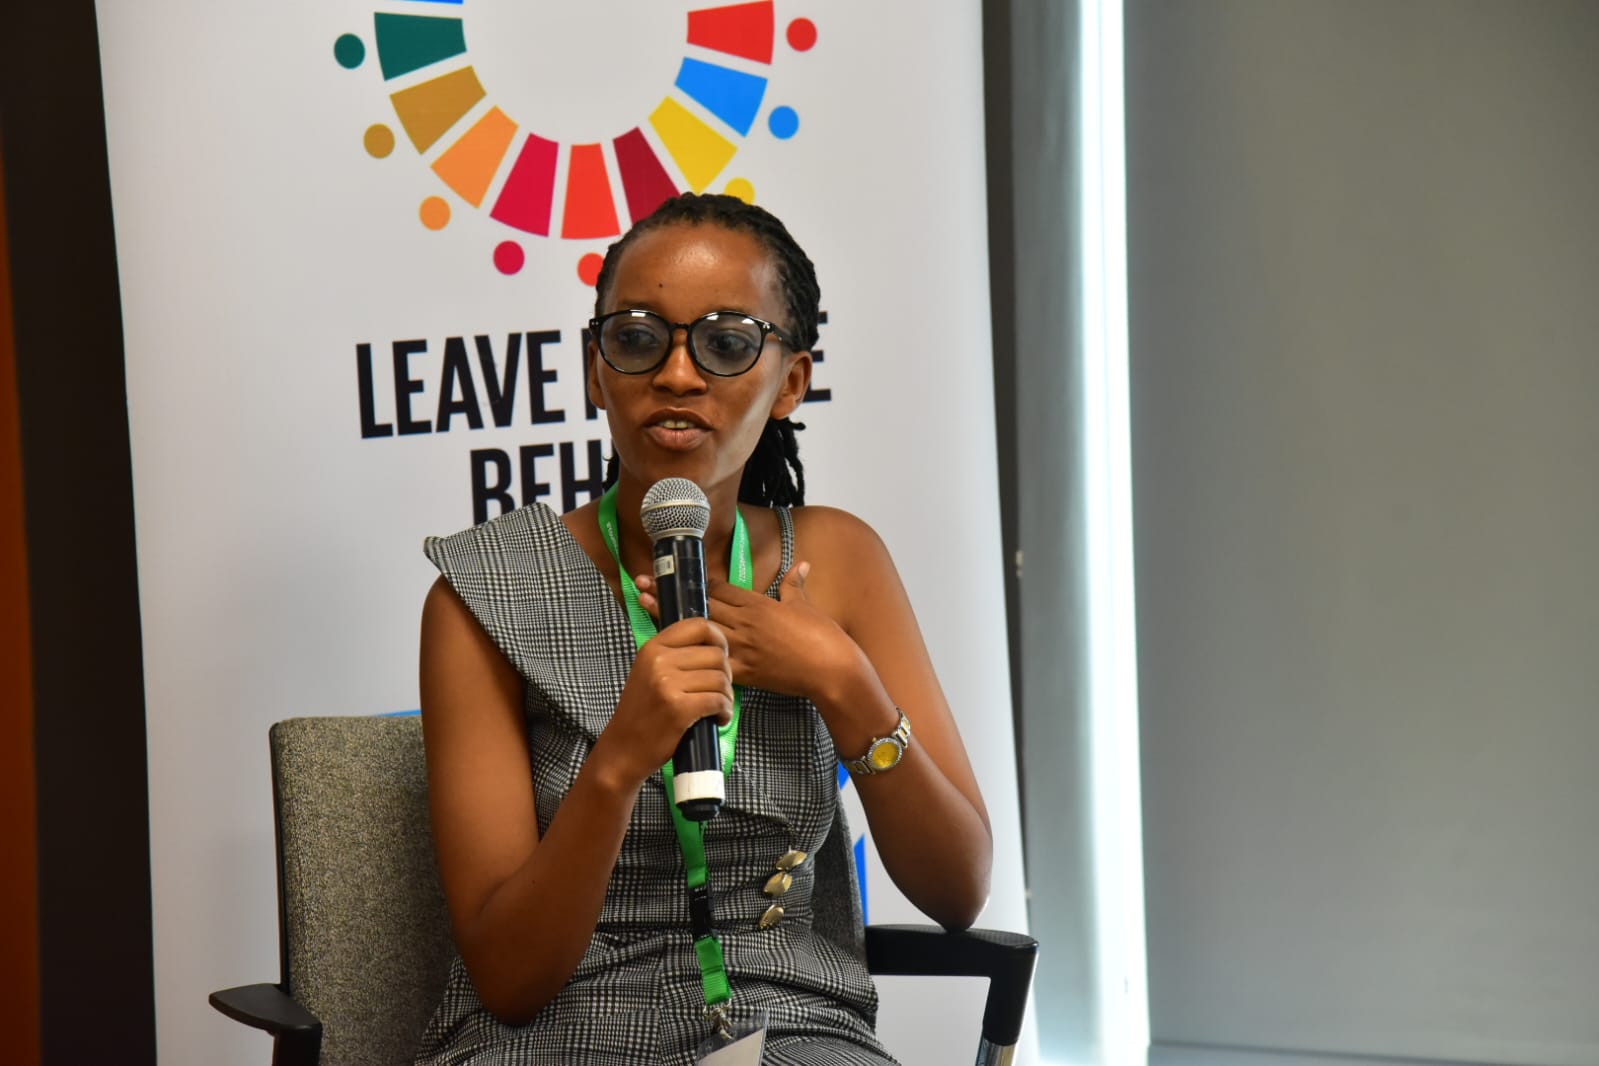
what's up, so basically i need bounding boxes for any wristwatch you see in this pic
[842,709,912,776]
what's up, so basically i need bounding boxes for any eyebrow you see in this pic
[603,296,658,312]
[605,305,765,321]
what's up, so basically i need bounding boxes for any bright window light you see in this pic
[1079,0,1150,1062]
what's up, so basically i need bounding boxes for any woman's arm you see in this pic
[419,577,733,1023]
[805,509,992,928]
[678,508,993,929]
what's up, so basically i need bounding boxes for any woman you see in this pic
[417,194,991,1064]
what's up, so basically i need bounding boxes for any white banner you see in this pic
[96,1,1029,1062]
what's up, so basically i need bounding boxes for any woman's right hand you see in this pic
[590,617,734,791]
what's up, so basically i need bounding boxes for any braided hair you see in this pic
[593,193,818,507]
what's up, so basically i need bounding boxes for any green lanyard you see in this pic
[597,483,752,1009]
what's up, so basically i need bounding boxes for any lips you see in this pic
[644,409,710,450]
[647,408,709,429]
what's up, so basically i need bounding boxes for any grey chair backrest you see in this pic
[271,715,454,1066]
[812,791,868,965]
[270,715,872,1065]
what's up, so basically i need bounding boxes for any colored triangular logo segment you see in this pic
[687,2,776,64]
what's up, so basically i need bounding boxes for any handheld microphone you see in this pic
[640,478,722,822]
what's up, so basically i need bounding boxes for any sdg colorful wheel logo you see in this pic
[334,1,817,283]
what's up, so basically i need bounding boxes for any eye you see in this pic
[690,316,764,367]
[609,317,666,354]
[696,317,763,361]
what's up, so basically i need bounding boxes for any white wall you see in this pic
[1126,3,1599,1065]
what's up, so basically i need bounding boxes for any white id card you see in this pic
[694,1009,767,1066]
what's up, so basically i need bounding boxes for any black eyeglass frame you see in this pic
[588,309,802,378]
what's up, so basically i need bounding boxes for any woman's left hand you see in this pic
[638,511,994,930]
[632,561,863,700]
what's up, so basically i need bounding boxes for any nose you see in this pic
[652,328,708,394]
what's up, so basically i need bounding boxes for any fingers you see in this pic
[706,560,811,603]
[642,619,733,725]
[631,574,659,620]
[690,692,735,727]
[626,643,734,736]
[707,576,763,608]
[651,661,735,726]
[779,560,811,601]
[659,682,735,724]
[651,615,729,654]
[653,644,732,679]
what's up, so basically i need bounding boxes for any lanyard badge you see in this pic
[597,485,758,1031]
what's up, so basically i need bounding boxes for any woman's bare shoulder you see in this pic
[787,505,903,628]
[788,503,888,555]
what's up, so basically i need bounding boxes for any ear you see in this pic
[586,339,607,411]
[768,349,812,421]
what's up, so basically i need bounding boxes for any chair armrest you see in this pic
[864,924,1039,1047]
[209,983,323,1066]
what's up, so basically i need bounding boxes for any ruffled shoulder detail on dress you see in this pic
[424,504,620,683]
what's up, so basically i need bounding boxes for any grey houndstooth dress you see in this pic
[417,504,898,1066]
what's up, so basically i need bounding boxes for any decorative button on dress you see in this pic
[417,504,897,1066]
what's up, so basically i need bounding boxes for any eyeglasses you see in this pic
[589,309,800,378]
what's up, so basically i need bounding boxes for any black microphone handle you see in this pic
[654,533,723,822]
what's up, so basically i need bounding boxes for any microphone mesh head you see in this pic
[640,478,711,542]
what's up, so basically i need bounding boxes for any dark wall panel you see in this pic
[1,97,44,1066]
[2,4,156,1063]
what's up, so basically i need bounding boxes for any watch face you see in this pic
[868,737,903,771]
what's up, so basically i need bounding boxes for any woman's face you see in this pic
[588,223,811,500]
